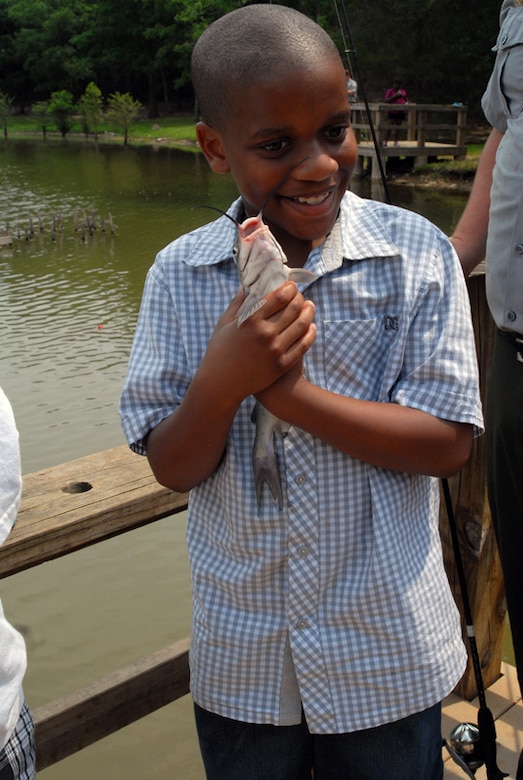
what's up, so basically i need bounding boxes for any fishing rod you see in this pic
[333,2,508,778]
[332,0,391,204]
[442,480,507,780]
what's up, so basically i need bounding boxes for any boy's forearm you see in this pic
[257,377,473,477]
[451,127,503,276]
[146,373,240,492]
[145,283,316,492]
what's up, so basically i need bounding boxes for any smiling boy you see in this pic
[120,5,483,779]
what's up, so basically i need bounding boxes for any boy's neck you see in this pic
[270,224,323,269]
[278,235,314,268]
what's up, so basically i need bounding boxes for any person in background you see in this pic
[120,5,483,778]
[0,387,35,780]
[450,1,523,778]
[384,78,408,146]
[345,68,358,104]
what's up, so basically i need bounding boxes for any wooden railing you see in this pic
[350,102,468,150]
[0,445,191,771]
[0,271,501,771]
[350,102,468,180]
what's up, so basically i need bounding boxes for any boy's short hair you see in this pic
[191,4,341,130]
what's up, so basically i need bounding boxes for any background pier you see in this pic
[351,102,468,180]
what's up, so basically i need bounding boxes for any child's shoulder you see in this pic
[346,190,443,239]
[156,198,241,268]
[342,191,455,272]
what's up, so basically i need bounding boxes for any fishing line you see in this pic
[332,1,507,777]
[332,0,391,204]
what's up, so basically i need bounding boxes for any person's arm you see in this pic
[146,282,316,492]
[450,127,503,276]
[256,369,472,479]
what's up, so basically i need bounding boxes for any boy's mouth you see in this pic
[292,193,331,206]
[285,186,337,208]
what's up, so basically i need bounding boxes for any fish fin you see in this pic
[237,295,267,326]
[252,404,285,511]
[254,458,284,511]
[287,268,317,285]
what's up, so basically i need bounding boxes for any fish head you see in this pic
[234,213,288,293]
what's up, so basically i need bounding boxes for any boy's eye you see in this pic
[260,139,289,153]
[325,125,348,141]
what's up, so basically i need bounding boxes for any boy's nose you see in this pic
[294,148,339,179]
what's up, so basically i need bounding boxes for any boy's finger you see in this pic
[260,281,299,316]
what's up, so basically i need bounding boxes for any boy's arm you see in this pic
[146,282,316,492]
[256,373,473,479]
[450,127,503,276]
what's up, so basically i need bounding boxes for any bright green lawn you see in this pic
[4,113,198,145]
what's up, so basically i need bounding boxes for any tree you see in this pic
[0,0,503,123]
[0,89,13,138]
[77,81,102,140]
[6,0,96,97]
[32,99,49,139]
[106,91,142,145]
[48,89,74,137]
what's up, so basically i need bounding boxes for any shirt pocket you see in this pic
[321,318,398,401]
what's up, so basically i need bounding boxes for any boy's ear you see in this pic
[196,122,230,174]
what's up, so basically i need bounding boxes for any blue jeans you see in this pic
[194,701,443,780]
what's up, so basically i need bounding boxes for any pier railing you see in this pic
[0,445,191,771]
[350,102,468,179]
[0,271,502,770]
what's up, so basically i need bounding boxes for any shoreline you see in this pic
[5,129,478,194]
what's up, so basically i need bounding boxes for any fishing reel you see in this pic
[444,722,484,778]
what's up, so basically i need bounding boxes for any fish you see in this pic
[232,191,316,510]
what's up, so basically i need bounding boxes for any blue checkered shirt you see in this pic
[120,191,484,733]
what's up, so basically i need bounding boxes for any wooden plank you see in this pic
[439,272,504,699]
[33,637,191,771]
[0,445,189,579]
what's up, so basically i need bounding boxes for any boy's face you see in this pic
[197,56,357,265]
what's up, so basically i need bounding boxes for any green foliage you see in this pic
[77,81,102,139]
[0,88,14,137]
[48,88,74,137]
[107,91,142,145]
[0,0,503,121]
[31,99,49,138]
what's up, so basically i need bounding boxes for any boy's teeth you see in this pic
[295,194,327,205]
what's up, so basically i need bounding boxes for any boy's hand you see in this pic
[198,281,316,407]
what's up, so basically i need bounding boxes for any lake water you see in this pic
[0,139,473,779]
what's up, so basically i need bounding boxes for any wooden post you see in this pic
[439,268,507,700]
[407,105,416,142]
[456,106,467,148]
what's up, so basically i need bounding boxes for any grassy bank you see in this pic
[5,113,485,189]
[4,113,199,147]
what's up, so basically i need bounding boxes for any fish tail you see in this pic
[254,457,284,510]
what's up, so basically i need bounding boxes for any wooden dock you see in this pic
[350,102,468,180]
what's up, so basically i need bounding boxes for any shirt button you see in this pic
[295,474,307,486]
[298,545,309,557]
[296,619,308,629]
[508,311,517,322]
[516,243,523,255]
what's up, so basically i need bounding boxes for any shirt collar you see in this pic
[182,192,399,271]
